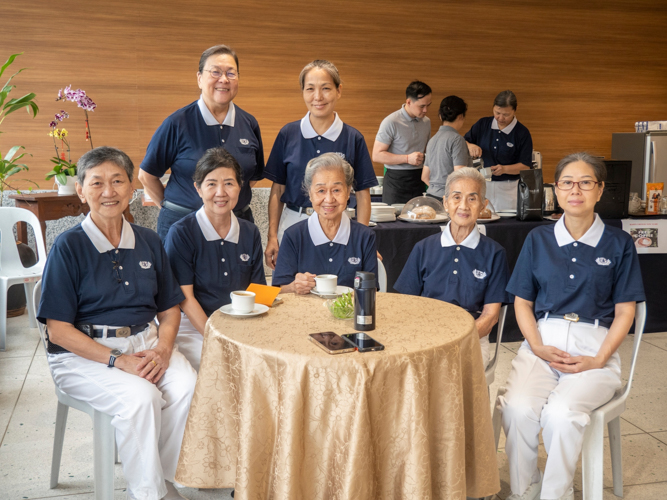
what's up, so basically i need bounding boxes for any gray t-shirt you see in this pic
[375,105,431,171]
[425,125,471,198]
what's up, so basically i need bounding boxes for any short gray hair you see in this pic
[444,167,486,200]
[77,146,134,184]
[302,153,354,195]
[299,60,341,90]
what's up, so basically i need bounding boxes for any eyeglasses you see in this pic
[555,180,601,191]
[203,68,238,80]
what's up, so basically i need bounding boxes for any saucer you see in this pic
[220,303,270,317]
[310,285,353,298]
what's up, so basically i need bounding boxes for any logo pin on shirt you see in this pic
[240,139,249,145]
[348,257,361,265]
[139,261,152,269]
[473,269,487,279]
[240,254,250,262]
[595,257,612,266]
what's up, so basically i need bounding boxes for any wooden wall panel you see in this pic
[2,0,666,190]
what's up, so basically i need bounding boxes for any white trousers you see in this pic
[48,323,197,500]
[486,179,519,212]
[175,314,203,372]
[277,207,310,243]
[480,334,491,368]
[498,318,621,499]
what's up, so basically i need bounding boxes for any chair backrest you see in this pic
[377,258,387,293]
[485,304,507,385]
[32,280,50,354]
[0,207,47,274]
[620,301,647,400]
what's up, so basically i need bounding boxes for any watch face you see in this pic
[110,349,123,356]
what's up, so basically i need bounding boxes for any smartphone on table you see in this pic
[309,332,356,354]
[342,332,385,352]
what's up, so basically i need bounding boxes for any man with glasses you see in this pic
[373,81,433,204]
[139,44,265,240]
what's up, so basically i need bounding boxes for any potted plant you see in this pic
[0,52,39,317]
[45,86,96,195]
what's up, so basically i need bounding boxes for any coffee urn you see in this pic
[353,271,376,331]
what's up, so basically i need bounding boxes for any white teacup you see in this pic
[315,274,337,294]
[230,291,256,313]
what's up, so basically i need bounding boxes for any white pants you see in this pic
[175,314,203,372]
[48,323,197,500]
[498,318,621,499]
[486,179,519,212]
[277,207,310,243]
[480,334,491,368]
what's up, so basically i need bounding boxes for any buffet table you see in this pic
[175,293,500,499]
[373,216,667,340]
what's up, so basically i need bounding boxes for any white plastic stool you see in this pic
[377,258,387,293]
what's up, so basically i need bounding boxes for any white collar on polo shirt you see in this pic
[554,214,605,247]
[491,116,518,135]
[81,213,135,253]
[195,206,240,244]
[308,212,351,246]
[197,96,236,127]
[441,221,480,249]
[300,112,344,141]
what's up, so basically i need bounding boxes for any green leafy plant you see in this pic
[327,292,354,319]
[0,53,39,196]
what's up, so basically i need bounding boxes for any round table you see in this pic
[175,293,500,499]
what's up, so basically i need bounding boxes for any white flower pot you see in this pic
[57,176,77,195]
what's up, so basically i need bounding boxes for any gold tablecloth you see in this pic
[175,293,500,499]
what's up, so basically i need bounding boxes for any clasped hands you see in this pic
[117,344,172,384]
[532,345,605,373]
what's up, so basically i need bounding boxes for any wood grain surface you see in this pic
[2,0,666,190]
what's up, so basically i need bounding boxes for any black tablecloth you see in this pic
[373,216,667,341]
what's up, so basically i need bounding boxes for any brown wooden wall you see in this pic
[3,0,666,190]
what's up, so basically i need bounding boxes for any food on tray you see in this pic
[478,207,492,219]
[409,205,437,219]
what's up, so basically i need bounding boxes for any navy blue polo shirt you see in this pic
[140,99,264,211]
[507,215,646,326]
[394,224,510,313]
[272,214,378,287]
[164,208,266,316]
[37,215,184,326]
[464,116,533,182]
[264,113,378,208]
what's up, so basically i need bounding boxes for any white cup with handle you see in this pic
[230,291,256,313]
[315,274,337,294]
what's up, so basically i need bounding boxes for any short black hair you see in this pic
[493,90,517,110]
[554,152,607,183]
[199,45,239,74]
[193,147,243,188]
[406,81,432,101]
[438,95,467,123]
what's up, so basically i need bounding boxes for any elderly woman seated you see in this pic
[394,167,509,366]
[272,152,378,293]
[37,147,196,500]
[164,147,266,371]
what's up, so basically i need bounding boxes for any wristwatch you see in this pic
[108,348,123,368]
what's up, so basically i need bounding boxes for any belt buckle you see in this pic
[115,326,131,338]
[563,313,580,323]
[306,208,314,215]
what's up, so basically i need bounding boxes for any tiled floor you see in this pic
[2,312,667,499]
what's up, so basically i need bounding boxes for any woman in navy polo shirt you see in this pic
[464,90,533,212]
[499,153,645,500]
[263,59,378,269]
[164,147,266,371]
[395,167,509,366]
[272,153,378,293]
[139,44,264,240]
[37,147,196,500]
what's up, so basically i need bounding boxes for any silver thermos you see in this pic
[354,271,376,331]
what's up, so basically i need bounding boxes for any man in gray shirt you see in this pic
[372,81,432,204]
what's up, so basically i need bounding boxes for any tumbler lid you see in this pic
[354,271,376,289]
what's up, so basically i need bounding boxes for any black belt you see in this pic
[161,200,196,215]
[286,203,314,215]
[546,314,611,329]
[91,323,149,338]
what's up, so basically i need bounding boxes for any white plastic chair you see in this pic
[33,280,117,500]
[490,302,648,493]
[582,301,646,500]
[0,207,47,351]
[485,305,508,387]
[377,258,387,293]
